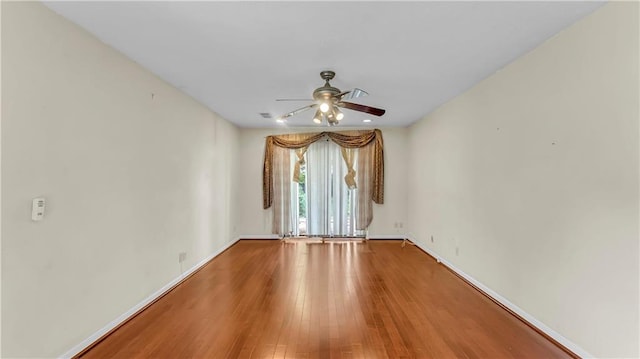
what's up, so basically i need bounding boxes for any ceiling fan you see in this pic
[275,71,386,126]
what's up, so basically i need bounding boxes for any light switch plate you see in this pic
[32,197,45,221]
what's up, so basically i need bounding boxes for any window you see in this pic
[291,139,362,237]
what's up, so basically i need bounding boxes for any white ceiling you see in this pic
[43,1,603,128]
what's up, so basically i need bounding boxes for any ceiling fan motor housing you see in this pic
[313,70,341,102]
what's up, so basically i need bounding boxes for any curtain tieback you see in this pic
[345,168,357,189]
[292,147,307,183]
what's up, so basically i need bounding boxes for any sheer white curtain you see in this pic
[305,138,360,237]
[272,146,295,235]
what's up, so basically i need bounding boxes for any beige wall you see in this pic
[237,127,408,237]
[406,3,639,357]
[1,2,239,357]
[2,1,638,358]
[0,1,4,355]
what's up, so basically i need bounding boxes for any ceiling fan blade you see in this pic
[275,98,314,102]
[339,88,369,101]
[339,101,386,117]
[277,104,317,120]
[335,90,351,99]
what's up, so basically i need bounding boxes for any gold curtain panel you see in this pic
[263,129,384,209]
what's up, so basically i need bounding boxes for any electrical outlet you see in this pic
[178,252,187,263]
[399,222,403,228]
[430,235,434,243]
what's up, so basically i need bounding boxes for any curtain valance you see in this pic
[263,129,384,209]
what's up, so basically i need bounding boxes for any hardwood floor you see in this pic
[79,240,572,358]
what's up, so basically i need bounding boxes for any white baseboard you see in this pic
[238,234,281,239]
[411,240,593,359]
[237,234,410,240]
[367,234,408,239]
[60,238,240,359]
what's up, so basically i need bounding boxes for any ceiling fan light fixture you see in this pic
[327,110,338,126]
[312,110,323,124]
[320,102,330,113]
[335,108,344,121]
[327,111,335,121]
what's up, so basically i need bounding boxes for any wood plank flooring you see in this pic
[79,240,572,358]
